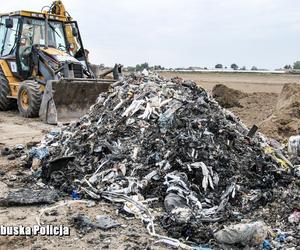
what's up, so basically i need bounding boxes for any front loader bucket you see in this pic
[39,78,114,125]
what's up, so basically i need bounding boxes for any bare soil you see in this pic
[211,85,278,131]
[230,92,278,128]
[0,111,53,147]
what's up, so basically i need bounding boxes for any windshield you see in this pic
[21,19,67,51]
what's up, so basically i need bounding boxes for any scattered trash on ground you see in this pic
[1,144,26,161]
[95,215,121,230]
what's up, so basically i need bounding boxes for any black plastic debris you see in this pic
[0,188,59,206]
[1,147,11,156]
[42,156,75,181]
[71,214,121,233]
[95,215,121,230]
[71,214,95,234]
[1,145,26,160]
[247,125,259,138]
[7,155,16,161]
[0,170,5,177]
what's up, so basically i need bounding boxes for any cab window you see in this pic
[2,17,19,56]
[0,17,6,53]
[65,22,86,67]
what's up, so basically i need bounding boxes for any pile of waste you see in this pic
[29,74,298,248]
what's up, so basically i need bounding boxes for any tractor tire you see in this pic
[17,81,42,118]
[0,69,17,111]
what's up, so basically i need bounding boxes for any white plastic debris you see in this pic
[288,135,300,156]
[191,162,214,191]
[295,166,300,178]
[214,221,269,246]
[122,99,145,117]
[288,212,300,224]
[142,69,149,76]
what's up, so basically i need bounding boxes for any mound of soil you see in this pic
[212,84,279,139]
[212,84,248,108]
[260,83,300,142]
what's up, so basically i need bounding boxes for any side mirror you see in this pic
[72,26,78,37]
[5,18,13,29]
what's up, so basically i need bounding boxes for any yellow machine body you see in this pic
[0,1,120,124]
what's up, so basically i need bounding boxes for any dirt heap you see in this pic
[212,84,248,108]
[260,83,300,142]
[32,74,299,249]
[212,84,282,141]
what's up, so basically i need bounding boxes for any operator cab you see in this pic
[0,13,88,79]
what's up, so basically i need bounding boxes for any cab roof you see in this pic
[0,10,68,22]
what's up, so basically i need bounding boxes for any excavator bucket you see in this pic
[39,78,115,125]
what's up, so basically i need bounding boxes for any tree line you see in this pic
[126,61,300,72]
[127,63,165,72]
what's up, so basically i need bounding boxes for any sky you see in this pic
[2,0,300,69]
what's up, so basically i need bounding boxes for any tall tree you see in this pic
[231,63,238,70]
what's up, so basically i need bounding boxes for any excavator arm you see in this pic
[50,0,69,19]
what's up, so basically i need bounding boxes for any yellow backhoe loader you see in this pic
[0,1,122,124]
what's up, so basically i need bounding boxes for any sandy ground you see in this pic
[0,111,53,147]
[0,182,164,250]
[0,72,298,249]
[0,111,53,172]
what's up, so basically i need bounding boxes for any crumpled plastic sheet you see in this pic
[37,73,296,248]
[214,221,269,246]
[29,147,49,160]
